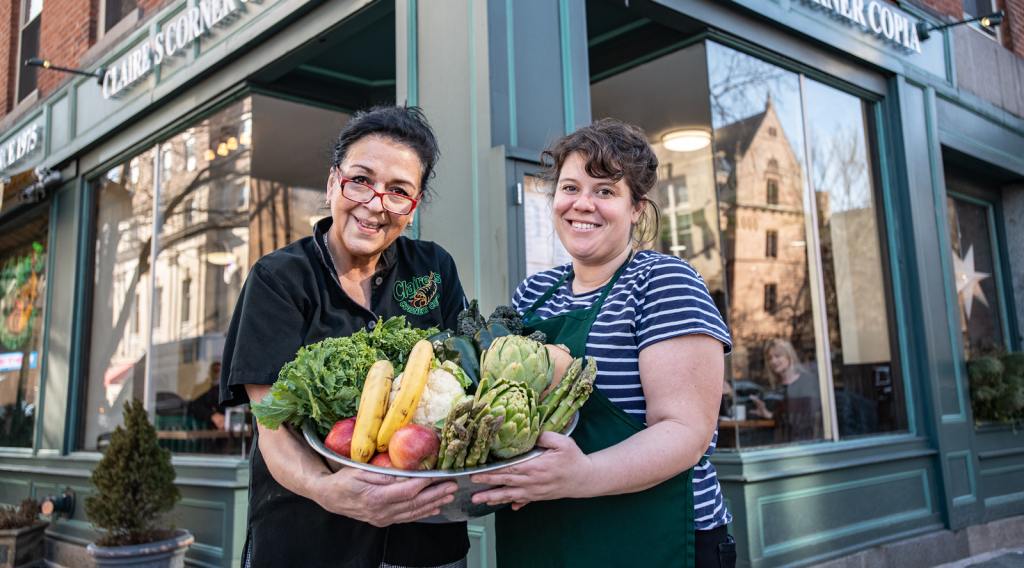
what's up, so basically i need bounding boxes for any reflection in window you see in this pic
[0,207,47,448]
[766,230,778,258]
[947,193,1005,360]
[83,95,349,456]
[523,175,572,277]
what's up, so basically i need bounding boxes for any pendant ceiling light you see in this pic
[662,130,711,152]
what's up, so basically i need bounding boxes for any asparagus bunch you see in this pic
[541,356,597,432]
[438,397,505,469]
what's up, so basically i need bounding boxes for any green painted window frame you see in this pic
[945,189,1017,355]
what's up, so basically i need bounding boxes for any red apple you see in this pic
[324,417,357,458]
[389,424,441,470]
[369,452,393,468]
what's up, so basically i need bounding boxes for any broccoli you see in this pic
[488,305,525,336]
[525,330,547,344]
[457,299,487,337]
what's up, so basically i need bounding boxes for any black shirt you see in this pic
[220,218,469,568]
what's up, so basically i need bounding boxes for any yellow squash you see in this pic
[376,340,433,452]
[351,360,395,463]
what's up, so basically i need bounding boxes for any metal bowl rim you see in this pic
[302,411,579,478]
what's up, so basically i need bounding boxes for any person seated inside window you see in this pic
[748,339,822,442]
[190,361,226,430]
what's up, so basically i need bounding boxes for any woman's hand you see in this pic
[468,432,596,508]
[748,395,772,419]
[312,467,457,526]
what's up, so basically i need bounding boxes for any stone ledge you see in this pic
[811,514,1024,568]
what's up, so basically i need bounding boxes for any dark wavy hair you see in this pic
[332,105,440,203]
[537,118,661,246]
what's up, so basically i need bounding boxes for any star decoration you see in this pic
[953,245,990,320]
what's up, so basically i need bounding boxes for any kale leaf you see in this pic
[251,316,438,434]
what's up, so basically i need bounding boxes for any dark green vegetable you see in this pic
[473,323,512,355]
[487,305,524,335]
[252,316,438,435]
[429,330,480,393]
[457,299,487,337]
[525,330,547,343]
[443,336,480,393]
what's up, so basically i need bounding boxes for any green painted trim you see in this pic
[946,449,977,505]
[558,0,574,133]
[716,448,936,483]
[934,91,1024,140]
[65,177,91,455]
[939,126,1024,172]
[469,0,481,300]
[986,490,1024,508]
[468,524,488,568]
[714,433,925,464]
[407,0,419,240]
[590,36,704,84]
[946,191,1014,352]
[295,65,396,88]
[980,462,1024,477]
[924,86,967,422]
[407,0,418,108]
[874,101,917,437]
[757,470,932,556]
[587,17,651,48]
[246,86,354,116]
[506,0,517,148]
[34,196,60,453]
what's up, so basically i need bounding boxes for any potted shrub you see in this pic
[85,398,193,567]
[967,351,1024,427]
[0,499,46,568]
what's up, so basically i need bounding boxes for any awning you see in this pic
[0,166,61,218]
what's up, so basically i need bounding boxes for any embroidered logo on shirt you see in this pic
[394,272,441,315]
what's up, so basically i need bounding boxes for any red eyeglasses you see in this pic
[334,170,419,215]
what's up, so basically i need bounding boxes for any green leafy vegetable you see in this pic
[251,316,438,434]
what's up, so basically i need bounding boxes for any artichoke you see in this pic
[475,377,545,459]
[480,335,555,394]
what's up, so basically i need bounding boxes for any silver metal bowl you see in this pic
[302,412,579,523]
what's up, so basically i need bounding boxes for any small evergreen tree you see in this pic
[85,398,181,547]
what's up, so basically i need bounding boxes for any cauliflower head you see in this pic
[389,367,466,427]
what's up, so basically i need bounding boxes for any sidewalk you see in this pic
[934,549,1024,568]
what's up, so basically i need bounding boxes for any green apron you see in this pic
[494,253,697,568]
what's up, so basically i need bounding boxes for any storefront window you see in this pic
[83,94,350,456]
[0,207,47,447]
[590,40,907,450]
[946,193,1006,359]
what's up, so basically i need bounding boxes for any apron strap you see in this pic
[523,251,633,326]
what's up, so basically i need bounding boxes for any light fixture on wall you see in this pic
[25,58,105,85]
[662,130,711,152]
[916,11,1003,40]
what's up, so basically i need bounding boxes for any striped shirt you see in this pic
[512,250,733,530]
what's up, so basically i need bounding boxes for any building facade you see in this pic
[0,0,1022,566]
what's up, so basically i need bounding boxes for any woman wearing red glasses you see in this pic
[219,105,470,568]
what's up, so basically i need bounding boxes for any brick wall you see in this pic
[36,0,95,96]
[912,0,1024,58]
[1,0,19,113]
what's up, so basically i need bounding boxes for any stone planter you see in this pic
[86,529,194,568]
[0,522,47,568]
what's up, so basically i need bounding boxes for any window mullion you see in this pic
[798,73,840,442]
[144,145,161,417]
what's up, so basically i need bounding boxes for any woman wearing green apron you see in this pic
[471,120,736,568]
